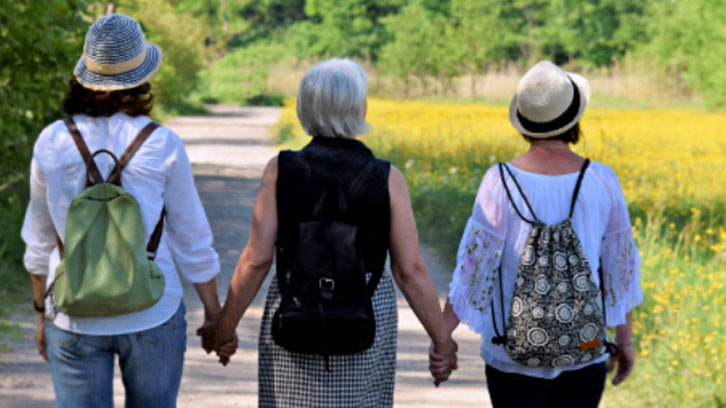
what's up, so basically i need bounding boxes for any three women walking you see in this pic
[22,13,641,408]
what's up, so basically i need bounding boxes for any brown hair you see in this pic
[522,123,581,145]
[62,77,154,117]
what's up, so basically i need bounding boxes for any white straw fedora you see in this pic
[509,61,591,139]
[74,13,162,91]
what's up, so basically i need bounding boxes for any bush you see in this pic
[115,0,209,116]
[0,0,89,307]
[197,41,291,105]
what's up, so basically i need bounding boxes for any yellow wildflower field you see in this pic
[276,98,726,406]
[278,98,726,252]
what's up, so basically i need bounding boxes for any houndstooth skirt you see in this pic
[258,272,398,407]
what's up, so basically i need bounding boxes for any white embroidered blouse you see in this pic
[21,113,220,335]
[448,161,643,379]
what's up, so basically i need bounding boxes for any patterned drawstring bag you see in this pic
[491,159,618,368]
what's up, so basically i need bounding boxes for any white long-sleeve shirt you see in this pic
[22,113,220,335]
[449,161,643,379]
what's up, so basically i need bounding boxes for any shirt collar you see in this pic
[306,136,373,156]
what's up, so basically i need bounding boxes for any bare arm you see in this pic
[388,166,455,357]
[442,298,461,335]
[212,157,279,347]
[193,278,222,321]
[609,311,635,385]
[29,274,48,361]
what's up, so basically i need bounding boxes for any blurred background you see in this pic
[2,1,725,406]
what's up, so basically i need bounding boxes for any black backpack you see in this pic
[272,153,382,369]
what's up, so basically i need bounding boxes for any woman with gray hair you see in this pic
[199,58,458,407]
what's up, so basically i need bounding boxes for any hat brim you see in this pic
[509,73,591,139]
[74,42,162,92]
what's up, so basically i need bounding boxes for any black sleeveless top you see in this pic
[276,137,391,287]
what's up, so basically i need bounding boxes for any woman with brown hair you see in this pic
[437,61,643,407]
[22,14,222,407]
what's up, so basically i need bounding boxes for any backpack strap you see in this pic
[344,160,383,296]
[104,121,164,259]
[64,118,103,187]
[106,121,161,185]
[568,159,591,219]
[146,207,166,260]
[498,163,539,225]
[55,233,65,260]
[86,149,123,186]
[490,265,507,345]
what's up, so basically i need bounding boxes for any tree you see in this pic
[302,0,405,60]
[450,0,504,95]
[379,1,461,93]
[641,0,726,107]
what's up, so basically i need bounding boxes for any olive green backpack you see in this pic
[46,118,166,317]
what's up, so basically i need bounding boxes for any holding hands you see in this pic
[196,315,239,366]
[429,337,458,386]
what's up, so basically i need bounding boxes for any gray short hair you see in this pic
[296,58,368,139]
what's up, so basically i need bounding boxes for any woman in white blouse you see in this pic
[436,61,643,407]
[22,14,222,407]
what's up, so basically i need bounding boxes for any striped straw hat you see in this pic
[74,13,162,91]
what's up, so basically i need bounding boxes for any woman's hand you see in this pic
[429,338,458,386]
[196,321,238,366]
[35,316,48,362]
[215,335,239,366]
[608,342,634,385]
[608,313,635,385]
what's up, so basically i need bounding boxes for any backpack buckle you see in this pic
[319,278,335,300]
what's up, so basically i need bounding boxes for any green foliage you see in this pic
[201,0,726,107]
[641,0,726,108]
[302,0,404,59]
[535,0,649,66]
[0,0,89,306]
[377,0,648,88]
[198,41,291,105]
[0,182,32,312]
[0,0,89,182]
[116,0,209,115]
[379,2,452,82]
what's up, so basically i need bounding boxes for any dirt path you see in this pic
[0,106,489,407]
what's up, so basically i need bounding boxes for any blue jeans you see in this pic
[45,302,187,408]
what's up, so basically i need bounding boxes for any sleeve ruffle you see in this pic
[601,227,643,326]
[448,216,505,336]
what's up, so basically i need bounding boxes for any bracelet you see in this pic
[33,300,45,313]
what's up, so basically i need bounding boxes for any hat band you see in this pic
[517,77,581,134]
[84,47,147,75]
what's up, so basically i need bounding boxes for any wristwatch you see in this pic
[33,300,45,313]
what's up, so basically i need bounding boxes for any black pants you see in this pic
[486,361,608,408]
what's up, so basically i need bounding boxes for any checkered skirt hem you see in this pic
[258,272,398,408]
